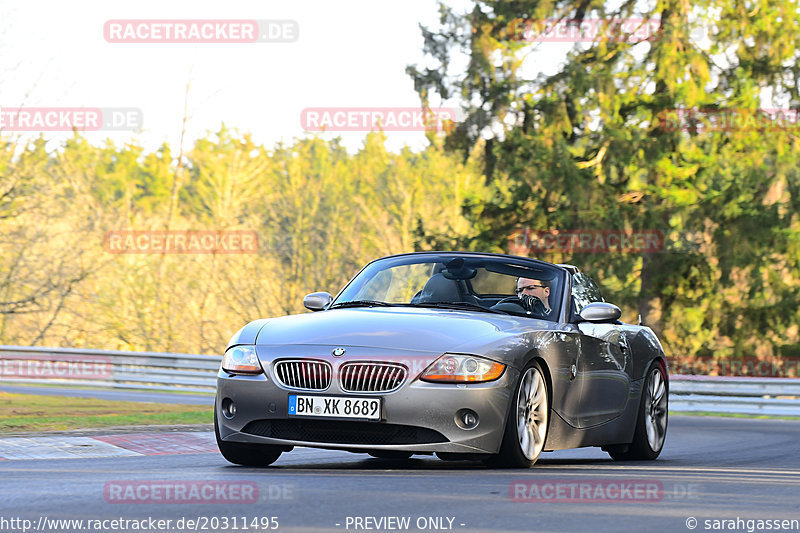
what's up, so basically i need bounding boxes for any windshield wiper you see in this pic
[407,301,510,315]
[329,300,393,309]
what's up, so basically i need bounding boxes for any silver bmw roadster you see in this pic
[215,252,668,467]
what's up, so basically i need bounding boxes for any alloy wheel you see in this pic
[516,366,548,461]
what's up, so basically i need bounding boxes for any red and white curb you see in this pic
[0,432,217,460]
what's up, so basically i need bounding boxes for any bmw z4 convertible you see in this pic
[215,252,668,467]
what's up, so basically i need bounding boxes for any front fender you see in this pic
[226,319,272,350]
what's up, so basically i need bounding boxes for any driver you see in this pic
[515,277,552,316]
[490,276,553,317]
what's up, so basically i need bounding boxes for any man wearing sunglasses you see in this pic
[515,277,552,316]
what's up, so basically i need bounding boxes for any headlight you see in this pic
[420,354,505,383]
[221,345,262,374]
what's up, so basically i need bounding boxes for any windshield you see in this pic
[332,254,565,321]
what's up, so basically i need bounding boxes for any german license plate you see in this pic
[288,395,381,420]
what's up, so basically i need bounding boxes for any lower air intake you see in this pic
[241,419,448,445]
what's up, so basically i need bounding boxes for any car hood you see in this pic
[254,307,555,354]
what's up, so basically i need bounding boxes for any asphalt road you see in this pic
[1,415,799,533]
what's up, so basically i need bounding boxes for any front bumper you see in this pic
[216,351,518,455]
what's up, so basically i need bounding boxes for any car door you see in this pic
[571,272,632,428]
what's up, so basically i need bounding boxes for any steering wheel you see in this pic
[491,295,549,317]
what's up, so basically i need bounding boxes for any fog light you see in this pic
[221,398,236,419]
[455,408,479,430]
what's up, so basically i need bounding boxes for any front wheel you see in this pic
[215,412,284,467]
[608,362,668,461]
[486,361,549,468]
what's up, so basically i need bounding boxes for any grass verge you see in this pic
[0,392,212,433]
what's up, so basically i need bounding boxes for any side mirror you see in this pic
[578,302,621,323]
[303,292,332,312]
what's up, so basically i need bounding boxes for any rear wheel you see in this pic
[215,412,284,467]
[486,361,549,468]
[608,362,668,461]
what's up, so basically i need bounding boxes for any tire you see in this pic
[607,361,668,461]
[486,360,549,468]
[368,451,413,460]
[214,412,284,467]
